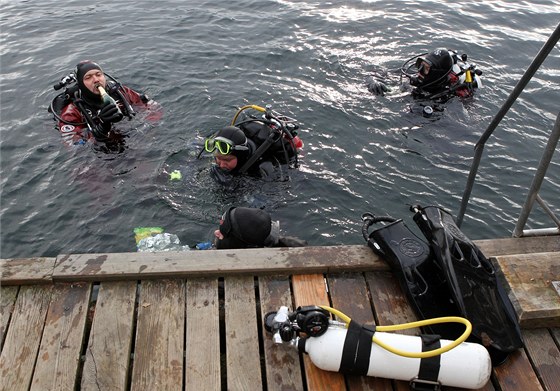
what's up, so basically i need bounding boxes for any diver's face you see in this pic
[417,61,431,77]
[214,154,238,171]
[82,69,106,94]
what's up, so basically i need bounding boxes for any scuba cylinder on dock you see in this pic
[264,305,491,390]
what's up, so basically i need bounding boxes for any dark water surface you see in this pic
[1,1,559,258]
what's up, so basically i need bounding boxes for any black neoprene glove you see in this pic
[367,80,390,96]
[98,102,123,124]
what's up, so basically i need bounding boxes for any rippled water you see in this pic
[1,0,559,258]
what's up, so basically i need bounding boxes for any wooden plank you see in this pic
[52,246,387,281]
[258,275,304,391]
[493,348,543,390]
[224,275,263,390]
[328,272,393,391]
[552,327,560,346]
[0,257,56,285]
[185,278,220,390]
[522,328,560,391]
[475,236,559,257]
[0,286,18,350]
[292,273,346,391]
[494,252,560,327]
[30,282,91,391]
[365,271,421,391]
[130,279,185,391]
[81,281,137,391]
[0,285,52,391]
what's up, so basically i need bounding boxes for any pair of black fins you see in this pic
[362,204,523,366]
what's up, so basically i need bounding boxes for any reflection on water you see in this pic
[1,0,559,258]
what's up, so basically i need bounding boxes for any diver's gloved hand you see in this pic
[367,79,390,96]
[91,125,110,142]
[98,102,123,124]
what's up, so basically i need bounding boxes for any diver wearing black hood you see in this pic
[214,206,307,249]
[50,60,161,146]
[366,48,482,101]
[206,125,281,181]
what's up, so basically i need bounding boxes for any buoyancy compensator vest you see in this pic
[231,104,302,172]
[48,71,137,128]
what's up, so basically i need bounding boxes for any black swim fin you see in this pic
[361,213,464,337]
[411,205,524,364]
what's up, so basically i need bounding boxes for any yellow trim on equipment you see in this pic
[231,105,266,125]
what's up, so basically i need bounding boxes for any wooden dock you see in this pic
[1,236,559,391]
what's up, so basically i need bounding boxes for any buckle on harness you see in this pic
[410,377,441,391]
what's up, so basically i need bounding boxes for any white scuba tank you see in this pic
[299,326,491,389]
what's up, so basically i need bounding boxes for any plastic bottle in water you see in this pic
[137,233,191,252]
[195,241,213,250]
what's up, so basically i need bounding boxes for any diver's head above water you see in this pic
[205,126,250,172]
[75,60,106,103]
[410,48,454,92]
[214,206,275,249]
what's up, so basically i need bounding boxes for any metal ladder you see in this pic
[457,22,560,237]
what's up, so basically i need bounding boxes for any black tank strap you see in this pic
[338,319,376,375]
[238,131,277,174]
[410,334,442,391]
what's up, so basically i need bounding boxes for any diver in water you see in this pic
[49,60,161,147]
[367,48,483,102]
[214,206,307,249]
[202,105,303,182]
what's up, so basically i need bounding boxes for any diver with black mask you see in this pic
[367,48,483,103]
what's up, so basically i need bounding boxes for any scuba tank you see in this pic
[230,104,302,172]
[265,306,491,389]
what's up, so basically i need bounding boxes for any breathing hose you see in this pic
[231,104,266,125]
[319,305,472,359]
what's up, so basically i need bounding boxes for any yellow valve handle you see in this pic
[319,305,472,359]
[465,69,473,83]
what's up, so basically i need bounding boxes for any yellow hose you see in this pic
[319,305,472,359]
[231,104,266,125]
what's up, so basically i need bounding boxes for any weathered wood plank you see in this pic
[130,279,185,391]
[258,275,304,391]
[224,275,263,390]
[30,282,91,391]
[0,285,52,391]
[328,272,393,391]
[365,271,421,391]
[0,257,56,285]
[51,246,387,281]
[475,236,559,257]
[185,278,220,391]
[81,281,137,391]
[493,348,543,390]
[292,274,346,391]
[521,328,560,391]
[0,286,18,351]
[495,252,560,328]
